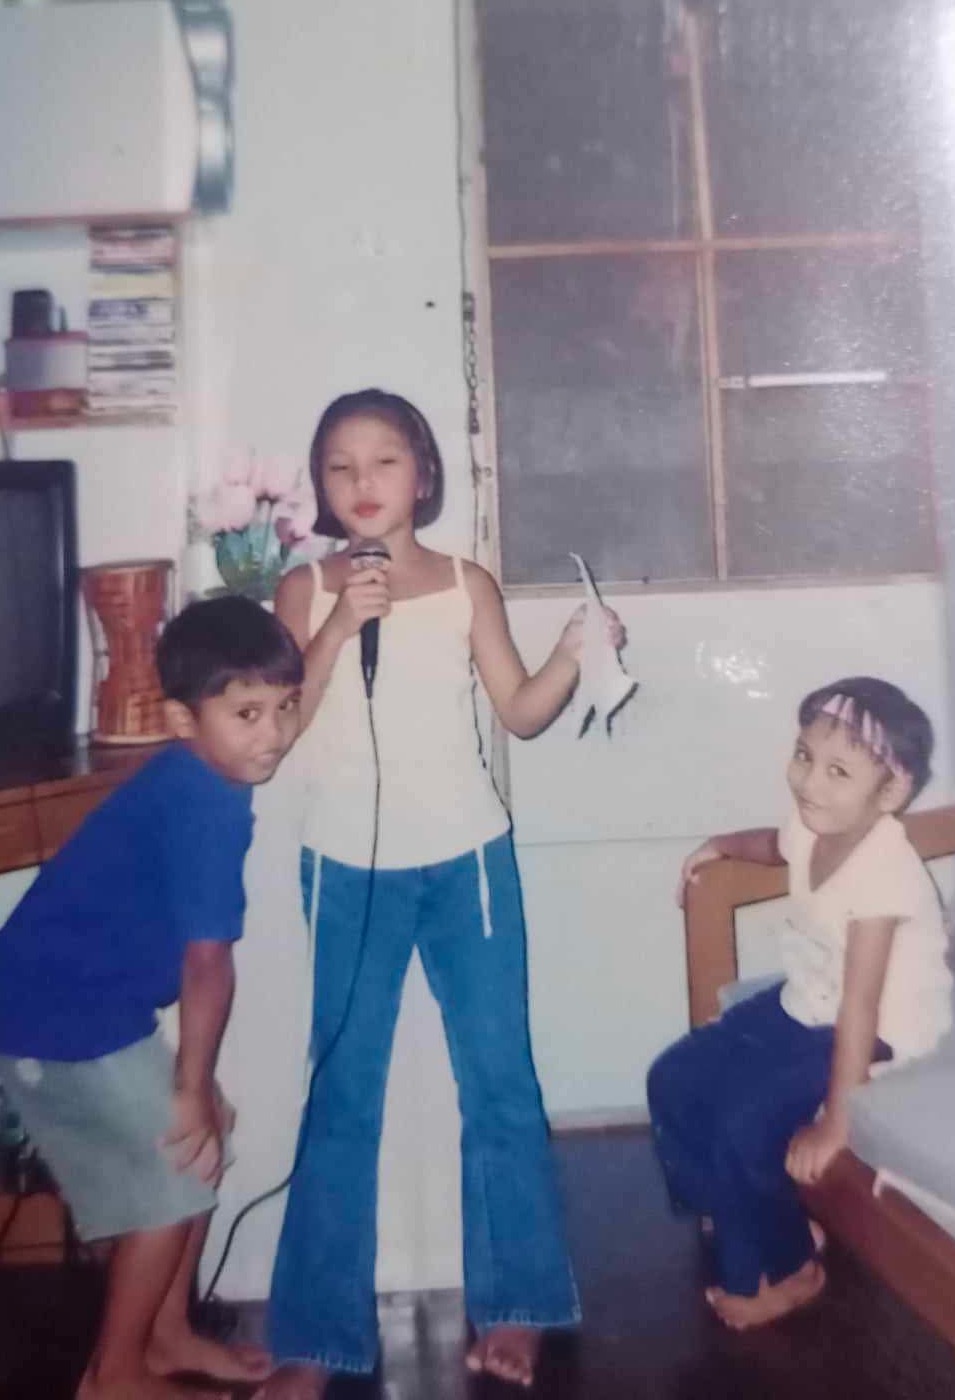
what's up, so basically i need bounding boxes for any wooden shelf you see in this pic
[0,220,180,436]
[3,414,176,431]
[0,210,189,233]
[0,398,176,432]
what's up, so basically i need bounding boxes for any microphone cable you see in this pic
[203,685,382,1301]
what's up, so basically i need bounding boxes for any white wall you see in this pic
[177,0,474,547]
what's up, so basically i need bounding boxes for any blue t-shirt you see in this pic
[0,743,254,1061]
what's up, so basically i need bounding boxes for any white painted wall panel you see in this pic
[0,2,196,221]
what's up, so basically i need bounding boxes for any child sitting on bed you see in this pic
[647,676,952,1329]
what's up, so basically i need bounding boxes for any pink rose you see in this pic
[254,452,301,502]
[195,486,226,533]
[196,482,257,533]
[221,450,253,486]
[275,504,315,544]
[275,484,317,543]
[218,482,257,531]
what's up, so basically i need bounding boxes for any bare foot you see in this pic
[466,1326,541,1388]
[77,1365,229,1399]
[705,1259,826,1330]
[147,1328,273,1384]
[251,1362,331,1400]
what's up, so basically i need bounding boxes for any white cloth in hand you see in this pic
[570,552,637,736]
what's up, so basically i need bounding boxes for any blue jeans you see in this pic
[268,833,580,1373]
[647,986,864,1296]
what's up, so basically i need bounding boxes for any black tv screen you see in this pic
[0,460,78,758]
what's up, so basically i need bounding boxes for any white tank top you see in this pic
[300,555,509,869]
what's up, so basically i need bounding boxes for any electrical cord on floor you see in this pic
[202,689,382,1302]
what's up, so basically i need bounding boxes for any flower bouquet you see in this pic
[191,452,318,602]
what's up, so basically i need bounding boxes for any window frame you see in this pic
[477,0,939,593]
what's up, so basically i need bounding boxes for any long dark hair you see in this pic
[308,388,445,540]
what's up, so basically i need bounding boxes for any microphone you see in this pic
[349,538,391,698]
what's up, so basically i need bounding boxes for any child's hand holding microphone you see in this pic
[327,544,392,643]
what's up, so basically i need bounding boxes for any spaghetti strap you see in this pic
[452,555,465,591]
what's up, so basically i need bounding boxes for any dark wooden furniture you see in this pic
[0,743,160,1264]
[683,804,955,1350]
[0,743,159,876]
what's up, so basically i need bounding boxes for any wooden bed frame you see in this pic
[682,803,955,1349]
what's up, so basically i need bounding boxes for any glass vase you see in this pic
[214,528,285,603]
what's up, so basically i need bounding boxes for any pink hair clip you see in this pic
[819,693,902,775]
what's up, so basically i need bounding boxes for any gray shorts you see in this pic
[0,1031,217,1242]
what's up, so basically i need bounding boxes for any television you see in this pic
[0,459,78,758]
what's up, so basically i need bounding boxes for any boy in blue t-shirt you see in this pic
[0,595,303,1400]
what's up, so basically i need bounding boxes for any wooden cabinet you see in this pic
[0,744,158,876]
[0,790,41,873]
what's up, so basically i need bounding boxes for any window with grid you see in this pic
[476,0,936,587]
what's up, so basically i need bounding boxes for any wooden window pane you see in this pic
[723,386,935,578]
[490,255,712,585]
[479,0,693,244]
[704,0,922,237]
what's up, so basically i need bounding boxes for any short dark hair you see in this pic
[156,595,304,709]
[308,388,445,539]
[798,676,933,800]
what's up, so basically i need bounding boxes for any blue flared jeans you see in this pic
[647,984,892,1297]
[268,833,580,1373]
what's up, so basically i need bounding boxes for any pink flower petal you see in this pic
[219,482,257,531]
[221,450,253,486]
[259,453,301,502]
